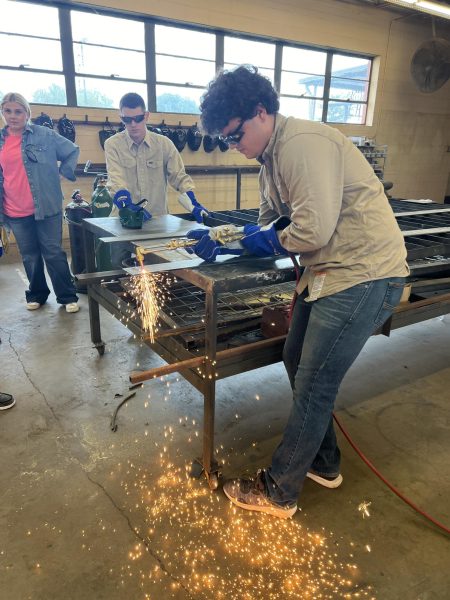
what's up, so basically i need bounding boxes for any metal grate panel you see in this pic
[162,279,295,328]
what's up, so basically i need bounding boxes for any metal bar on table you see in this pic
[403,227,450,237]
[393,208,450,217]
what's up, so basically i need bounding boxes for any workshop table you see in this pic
[80,214,450,488]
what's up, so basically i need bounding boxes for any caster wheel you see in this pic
[207,473,220,490]
[190,460,204,479]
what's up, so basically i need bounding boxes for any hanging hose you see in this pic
[333,413,450,535]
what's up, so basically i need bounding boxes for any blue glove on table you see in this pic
[178,191,210,224]
[241,217,291,257]
[113,189,152,221]
[185,228,244,263]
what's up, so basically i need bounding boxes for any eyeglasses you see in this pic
[120,114,146,125]
[24,145,38,163]
[218,120,245,146]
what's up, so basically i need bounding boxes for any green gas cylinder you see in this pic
[91,175,113,270]
[91,175,113,218]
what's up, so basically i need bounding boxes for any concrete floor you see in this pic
[1,257,449,600]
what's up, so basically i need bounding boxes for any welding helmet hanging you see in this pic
[98,118,116,149]
[148,125,162,135]
[57,115,76,142]
[158,120,172,139]
[34,112,54,129]
[171,123,187,152]
[218,138,229,152]
[187,123,203,151]
[203,134,219,153]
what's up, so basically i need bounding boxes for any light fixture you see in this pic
[384,0,450,19]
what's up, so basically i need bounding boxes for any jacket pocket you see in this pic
[146,159,163,170]
[25,144,48,163]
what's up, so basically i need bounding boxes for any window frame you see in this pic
[3,0,374,124]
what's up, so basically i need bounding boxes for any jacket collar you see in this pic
[1,122,33,138]
[125,128,151,150]
[261,113,287,163]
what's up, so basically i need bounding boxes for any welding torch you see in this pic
[135,224,245,264]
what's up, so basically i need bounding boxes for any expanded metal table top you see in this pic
[162,279,295,327]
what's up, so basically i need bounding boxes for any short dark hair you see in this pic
[200,65,279,134]
[119,93,146,111]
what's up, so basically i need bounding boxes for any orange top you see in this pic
[0,134,34,217]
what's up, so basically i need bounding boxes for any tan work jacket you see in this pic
[259,114,409,299]
[104,129,194,217]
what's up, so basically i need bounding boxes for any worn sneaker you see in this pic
[0,393,15,410]
[223,474,297,519]
[306,470,343,489]
[65,302,79,313]
[26,302,41,311]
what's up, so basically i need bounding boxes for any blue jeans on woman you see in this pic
[5,213,78,305]
[264,277,406,506]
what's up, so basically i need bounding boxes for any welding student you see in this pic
[187,65,409,519]
[104,92,210,222]
[0,93,80,313]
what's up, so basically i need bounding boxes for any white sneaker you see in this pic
[26,302,41,311]
[306,471,343,489]
[65,302,79,313]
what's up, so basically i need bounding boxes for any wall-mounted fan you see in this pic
[410,36,450,93]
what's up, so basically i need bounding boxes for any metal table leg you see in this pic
[88,286,105,355]
[201,288,220,489]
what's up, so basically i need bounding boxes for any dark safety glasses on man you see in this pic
[218,120,245,146]
[120,114,146,125]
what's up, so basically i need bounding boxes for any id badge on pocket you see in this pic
[306,272,326,302]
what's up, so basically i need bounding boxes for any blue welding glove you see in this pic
[178,191,210,223]
[113,189,132,210]
[185,228,244,263]
[240,216,291,257]
[113,189,152,221]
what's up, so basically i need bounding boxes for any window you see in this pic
[279,47,371,124]
[0,0,374,122]
[224,36,275,84]
[327,54,371,124]
[155,25,216,114]
[0,0,64,104]
[71,12,146,108]
[279,47,327,121]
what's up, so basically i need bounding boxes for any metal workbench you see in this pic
[80,207,450,488]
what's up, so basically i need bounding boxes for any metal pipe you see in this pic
[130,356,205,383]
[129,334,287,383]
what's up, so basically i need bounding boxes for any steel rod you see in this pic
[130,356,205,383]
[129,334,287,383]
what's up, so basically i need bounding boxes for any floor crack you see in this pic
[84,470,195,598]
[0,327,62,425]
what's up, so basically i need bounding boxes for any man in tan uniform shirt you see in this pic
[187,65,408,519]
[105,92,210,221]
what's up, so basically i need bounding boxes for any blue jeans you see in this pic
[5,213,78,305]
[264,277,406,505]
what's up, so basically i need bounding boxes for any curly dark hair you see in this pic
[199,65,279,134]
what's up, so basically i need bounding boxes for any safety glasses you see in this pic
[120,114,146,125]
[218,120,245,146]
[24,145,38,163]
